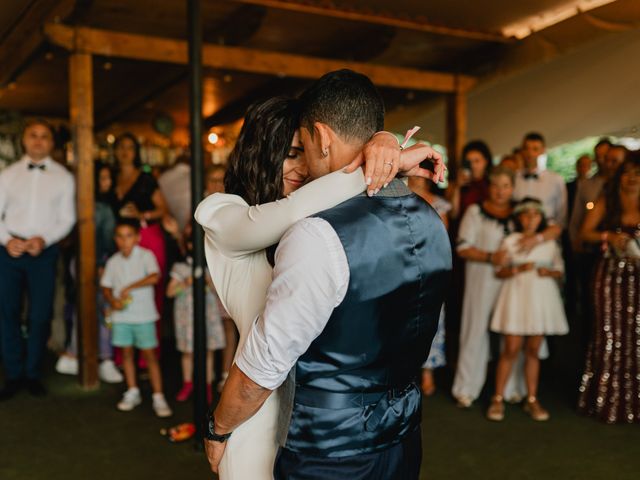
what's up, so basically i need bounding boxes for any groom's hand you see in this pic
[204,438,226,474]
[344,131,400,196]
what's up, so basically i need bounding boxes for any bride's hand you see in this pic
[398,143,446,183]
[343,131,400,196]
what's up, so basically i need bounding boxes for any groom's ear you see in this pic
[314,122,334,154]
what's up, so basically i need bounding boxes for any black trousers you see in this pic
[274,427,422,480]
[0,245,58,380]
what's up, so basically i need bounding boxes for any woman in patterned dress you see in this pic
[578,152,640,424]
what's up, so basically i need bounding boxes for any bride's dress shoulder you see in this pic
[195,169,367,259]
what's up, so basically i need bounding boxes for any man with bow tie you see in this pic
[513,132,566,250]
[0,119,75,400]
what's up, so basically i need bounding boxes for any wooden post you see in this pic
[445,86,467,180]
[69,52,98,389]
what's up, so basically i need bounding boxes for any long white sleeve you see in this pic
[236,218,349,390]
[194,169,366,258]
[0,172,11,245]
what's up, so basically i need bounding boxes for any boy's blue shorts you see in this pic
[112,322,158,350]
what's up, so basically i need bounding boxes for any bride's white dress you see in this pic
[194,169,366,480]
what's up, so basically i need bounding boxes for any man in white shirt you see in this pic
[513,132,566,249]
[158,154,191,231]
[204,70,451,479]
[514,132,568,225]
[0,119,75,400]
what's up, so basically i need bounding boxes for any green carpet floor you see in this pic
[1,365,639,480]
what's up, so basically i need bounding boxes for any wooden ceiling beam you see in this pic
[0,0,77,87]
[229,0,511,43]
[44,23,477,93]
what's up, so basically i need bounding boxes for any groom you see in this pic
[205,69,452,479]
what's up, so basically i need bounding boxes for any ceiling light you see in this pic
[502,0,617,39]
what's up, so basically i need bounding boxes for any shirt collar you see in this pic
[23,155,53,169]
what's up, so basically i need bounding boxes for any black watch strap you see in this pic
[205,414,232,443]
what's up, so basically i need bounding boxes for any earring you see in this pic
[321,149,329,158]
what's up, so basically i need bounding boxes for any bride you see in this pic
[195,96,444,479]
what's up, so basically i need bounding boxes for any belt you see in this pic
[294,381,418,409]
[294,382,419,432]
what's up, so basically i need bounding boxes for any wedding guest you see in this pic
[449,140,492,219]
[110,133,169,350]
[578,152,640,424]
[55,163,123,383]
[594,137,612,167]
[499,155,519,173]
[167,223,226,404]
[409,177,450,396]
[569,145,627,355]
[513,133,567,240]
[487,198,568,422]
[0,119,75,399]
[563,155,592,322]
[567,155,592,221]
[204,163,237,391]
[569,144,626,248]
[452,166,523,408]
[446,140,493,370]
[158,154,191,231]
[101,219,172,417]
[205,164,226,197]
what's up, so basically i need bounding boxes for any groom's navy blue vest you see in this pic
[284,187,451,457]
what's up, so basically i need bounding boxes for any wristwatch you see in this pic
[205,413,232,443]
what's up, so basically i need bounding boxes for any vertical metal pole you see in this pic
[188,0,207,444]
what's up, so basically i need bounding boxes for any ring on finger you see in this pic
[384,161,394,168]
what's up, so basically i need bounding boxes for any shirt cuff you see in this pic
[235,319,288,391]
[0,231,11,246]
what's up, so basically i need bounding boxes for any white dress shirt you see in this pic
[236,217,350,391]
[158,163,191,230]
[0,156,75,246]
[513,169,568,227]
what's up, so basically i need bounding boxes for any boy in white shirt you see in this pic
[101,219,172,417]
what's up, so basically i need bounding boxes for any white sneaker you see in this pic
[99,360,124,384]
[117,388,142,411]
[55,355,79,375]
[152,393,173,418]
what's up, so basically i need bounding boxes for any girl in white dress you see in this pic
[452,166,530,407]
[487,198,568,422]
[195,97,441,479]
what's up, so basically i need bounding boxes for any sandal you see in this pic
[523,396,550,421]
[486,395,505,421]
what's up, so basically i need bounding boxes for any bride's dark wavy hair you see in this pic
[224,96,300,205]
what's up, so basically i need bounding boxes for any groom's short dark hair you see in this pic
[299,69,384,143]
